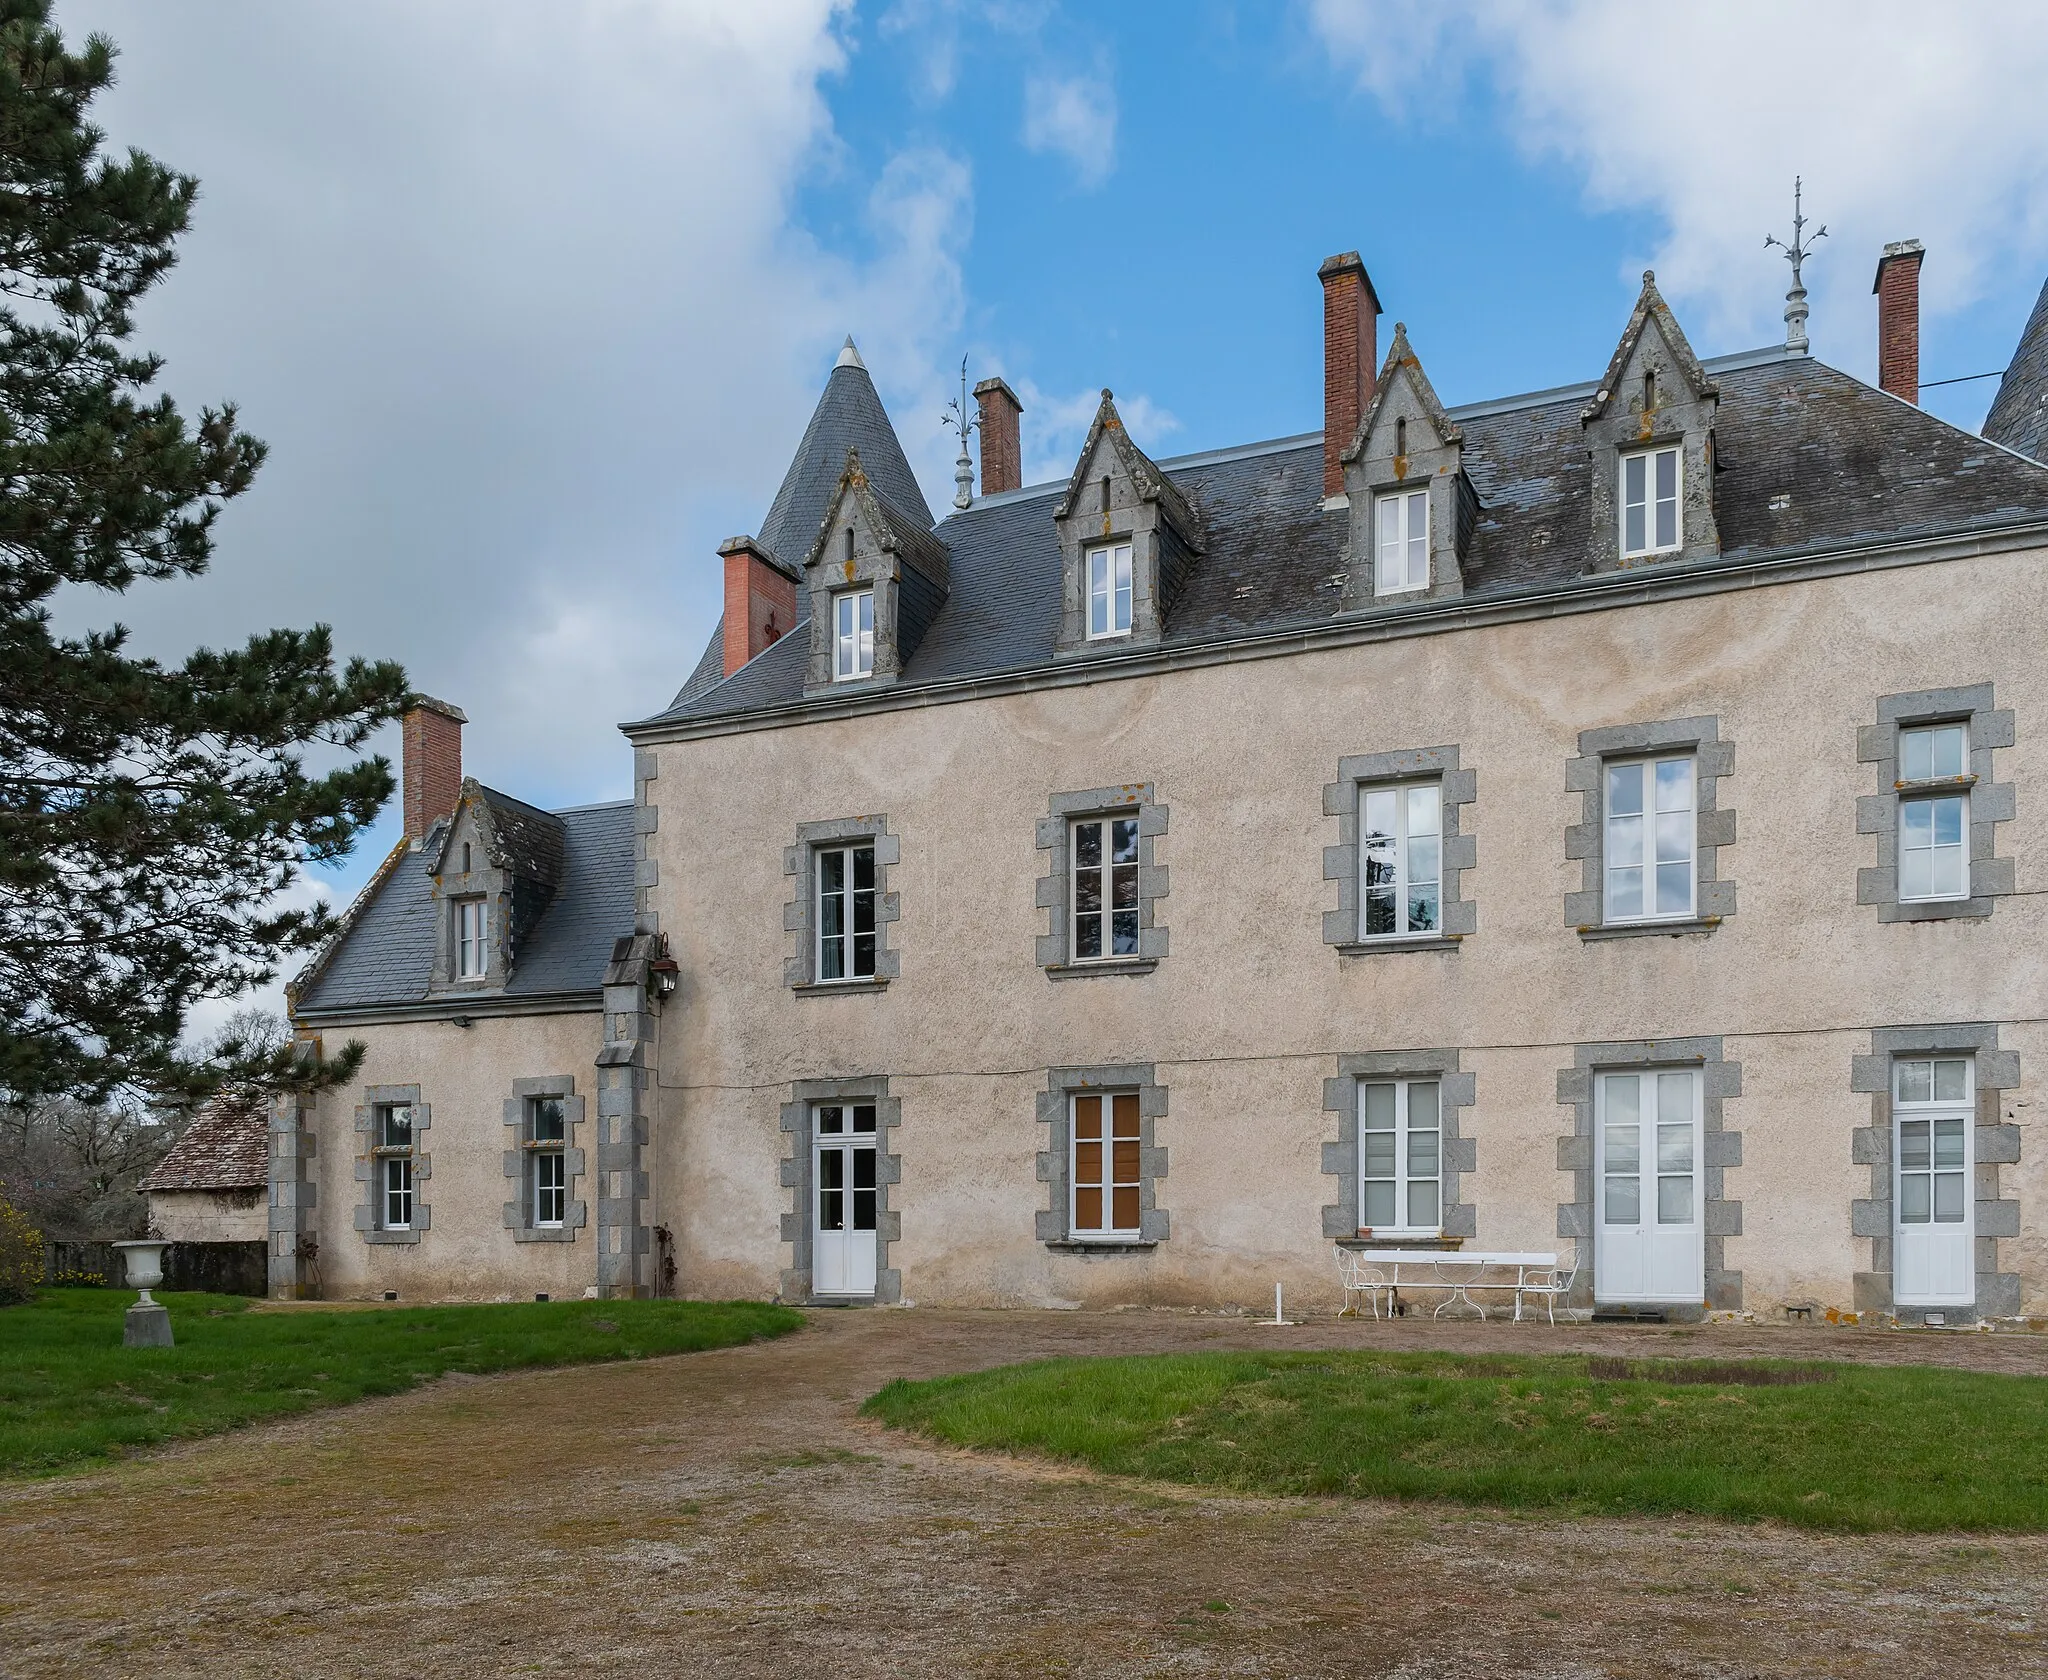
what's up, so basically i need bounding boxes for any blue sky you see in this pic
[52,1,2048,1032]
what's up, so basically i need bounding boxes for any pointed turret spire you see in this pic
[836,335,865,371]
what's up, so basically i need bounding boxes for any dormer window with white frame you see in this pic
[833,587,874,681]
[1374,488,1429,594]
[455,898,488,979]
[1620,445,1682,558]
[1086,542,1133,639]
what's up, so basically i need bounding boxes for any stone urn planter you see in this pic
[112,1239,174,1348]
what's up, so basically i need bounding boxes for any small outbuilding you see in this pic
[140,1089,270,1294]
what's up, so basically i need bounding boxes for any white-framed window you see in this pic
[1360,781,1441,937]
[816,842,877,981]
[375,1103,414,1230]
[1374,488,1429,594]
[1603,755,1695,922]
[1893,1055,1975,1306]
[1358,1077,1440,1234]
[1071,814,1139,961]
[813,1102,879,1296]
[456,898,488,979]
[1898,722,1970,903]
[1620,445,1681,557]
[1086,542,1133,639]
[833,587,874,681]
[527,1095,566,1228]
[1069,1090,1141,1238]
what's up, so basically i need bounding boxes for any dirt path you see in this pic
[3,1310,2046,1679]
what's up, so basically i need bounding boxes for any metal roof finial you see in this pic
[1765,176,1828,354]
[941,354,979,509]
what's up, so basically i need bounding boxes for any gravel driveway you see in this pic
[3,1308,2045,1678]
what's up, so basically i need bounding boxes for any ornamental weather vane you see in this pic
[942,355,979,509]
[1764,176,1827,354]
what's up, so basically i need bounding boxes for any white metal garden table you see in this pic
[1335,1248,1561,1322]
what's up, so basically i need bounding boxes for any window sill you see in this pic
[1046,1239,1158,1254]
[1336,1234,1462,1251]
[1881,897,1994,923]
[1044,959,1158,981]
[363,1228,421,1246]
[1578,916,1721,942]
[511,1227,577,1244]
[1895,775,1977,793]
[792,978,890,996]
[1336,934,1461,956]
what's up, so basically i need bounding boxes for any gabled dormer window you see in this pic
[1087,543,1133,638]
[1620,446,1681,558]
[1374,489,1429,595]
[456,898,488,979]
[833,588,874,681]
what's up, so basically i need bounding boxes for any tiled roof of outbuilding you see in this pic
[646,349,2048,729]
[141,1088,269,1192]
[1985,277,2048,464]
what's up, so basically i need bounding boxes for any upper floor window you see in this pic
[1361,781,1441,937]
[456,899,488,979]
[816,842,877,981]
[1375,488,1428,594]
[833,588,874,681]
[1359,1077,1440,1234]
[1072,815,1139,961]
[1086,542,1133,639]
[1898,723,1969,902]
[1069,1091,1141,1238]
[374,1103,415,1230]
[1605,755,1694,922]
[527,1096,566,1228]
[1620,445,1681,558]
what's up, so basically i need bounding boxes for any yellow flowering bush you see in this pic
[0,1196,42,1304]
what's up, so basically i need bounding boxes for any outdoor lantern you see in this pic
[113,1239,175,1348]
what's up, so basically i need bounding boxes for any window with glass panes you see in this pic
[1375,488,1428,593]
[1358,1078,1440,1232]
[1620,446,1681,557]
[1604,755,1694,920]
[375,1103,414,1230]
[527,1095,566,1227]
[1070,1091,1141,1237]
[1361,781,1441,936]
[1086,543,1133,638]
[833,588,874,680]
[816,842,877,980]
[456,898,487,978]
[1896,1057,1971,1227]
[1898,723,1969,902]
[1071,815,1139,960]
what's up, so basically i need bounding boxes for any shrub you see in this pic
[0,1197,42,1305]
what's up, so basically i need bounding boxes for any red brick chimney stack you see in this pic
[720,535,800,677]
[1873,239,1925,405]
[974,377,1024,496]
[401,696,466,844]
[1319,251,1382,499]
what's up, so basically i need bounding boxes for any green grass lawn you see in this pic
[0,1288,801,1477]
[864,1349,2048,1532]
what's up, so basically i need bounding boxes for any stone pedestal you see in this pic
[124,1301,174,1348]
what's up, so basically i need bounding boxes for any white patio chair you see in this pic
[1518,1255,1580,1324]
[1334,1247,1392,1320]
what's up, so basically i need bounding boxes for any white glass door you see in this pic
[1894,1057,1974,1307]
[1594,1068,1703,1304]
[813,1103,878,1297]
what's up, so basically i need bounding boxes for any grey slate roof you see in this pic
[648,349,2048,728]
[1985,278,2048,464]
[294,798,635,1016]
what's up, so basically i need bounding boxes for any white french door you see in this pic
[1894,1057,1974,1307]
[812,1103,878,1298]
[1594,1068,1704,1304]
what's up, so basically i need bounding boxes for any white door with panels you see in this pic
[1594,1068,1704,1304]
[1894,1056,1974,1307]
[813,1102,878,1297]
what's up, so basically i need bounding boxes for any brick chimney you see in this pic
[1873,239,1925,404]
[720,535,799,676]
[1320,251,1382,499]
[974,377,1023,496]
[401,696,465,844]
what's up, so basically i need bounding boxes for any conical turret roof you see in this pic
[1984,278,2048,464]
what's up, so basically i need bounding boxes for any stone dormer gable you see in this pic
[1339,322,1478,608]
[801,448,950,694]
[1052,389,1204,657]
[1582,270,1721,572]
[425,779,567,993]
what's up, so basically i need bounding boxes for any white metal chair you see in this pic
[1518,1254,1581,1324]
[1334,1247,1393,1320]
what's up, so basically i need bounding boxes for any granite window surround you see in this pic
[352,1084,429,1246]
[1565,716,1736,936]
[1321,1049,1477,1240]
[778,1076,901,1303]
[501,1075,587,1243]
[1323,747,1477,952]
[1555,1038,1743,1316]
[1036,1064,1169,1250]
[1035,785,1169,976]
[783,816,901,991]
[1850,1024,2021,1323]
[1855,685,2016,923]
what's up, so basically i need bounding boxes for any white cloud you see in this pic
[1022,67,1117,189]
[880,0,964,100]
[1309,0,2048,366]
[1000,380,1179,490]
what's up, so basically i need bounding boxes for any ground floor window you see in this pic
[814,1103,878,1296]
[1358,1077,1440,1234]
[528,1095,567,1228]
[1895,1056,1974,1306]
[1069,1091,1141,1238]
[374,1102,415,1231]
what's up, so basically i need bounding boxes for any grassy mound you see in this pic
[0,1288,801,1476]
[864,1348,2048,1532]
